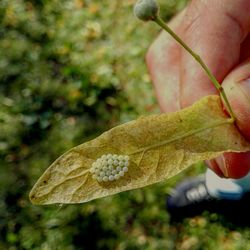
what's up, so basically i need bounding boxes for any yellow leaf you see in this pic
[30,96,250,205]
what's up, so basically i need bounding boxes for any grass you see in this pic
[1,0,250,249]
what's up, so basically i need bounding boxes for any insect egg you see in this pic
[92,174,98,180]
[124,155,129,161]
[89,167,95,174]
[90,154,130,182]
[123,167,128,172]
[105,170,110,176]
[103,176,108,182]
[95,168,101,175]
[109,175,114,181]
[107,159,113,165]
[119,171,124,177]
[100,171,105,177]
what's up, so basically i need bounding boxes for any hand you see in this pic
[146,0,250,179]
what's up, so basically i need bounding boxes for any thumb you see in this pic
[223,57,250,140]
[211,57,250,179]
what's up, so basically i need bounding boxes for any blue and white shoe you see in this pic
[166,175,250,225]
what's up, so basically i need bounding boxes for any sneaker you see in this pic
[166,175,250,224]
[167,175,215,221]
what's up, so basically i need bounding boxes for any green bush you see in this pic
[1,1,250,249]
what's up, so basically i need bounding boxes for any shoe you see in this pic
[167,175,215,221]
[166,175,250,225]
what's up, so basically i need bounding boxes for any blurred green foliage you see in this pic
[1,0,250,249]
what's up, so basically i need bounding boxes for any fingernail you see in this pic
[205,160,225,178]
[215,155,229,178]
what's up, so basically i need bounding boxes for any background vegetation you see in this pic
[1,0,250,249]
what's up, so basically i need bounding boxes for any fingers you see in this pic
[180,0,250,108]
[146,11,185,113]
[223,57,250,139]
[206,159,225,178]
[208,153,250,179]
[208,56,250,179]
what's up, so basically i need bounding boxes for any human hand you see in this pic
[146,0,250,179]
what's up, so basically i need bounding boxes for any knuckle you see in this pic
[183,0,208,33]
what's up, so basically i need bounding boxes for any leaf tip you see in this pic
[29,189,39,205]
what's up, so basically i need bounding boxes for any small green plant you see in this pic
[30,0,249,205]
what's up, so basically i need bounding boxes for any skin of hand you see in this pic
[146,0,250,179]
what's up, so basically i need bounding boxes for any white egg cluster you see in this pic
[90,154,129,182]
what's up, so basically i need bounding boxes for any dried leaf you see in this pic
[30,96,250,204]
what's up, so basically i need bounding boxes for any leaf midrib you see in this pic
[130,118,233,155]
